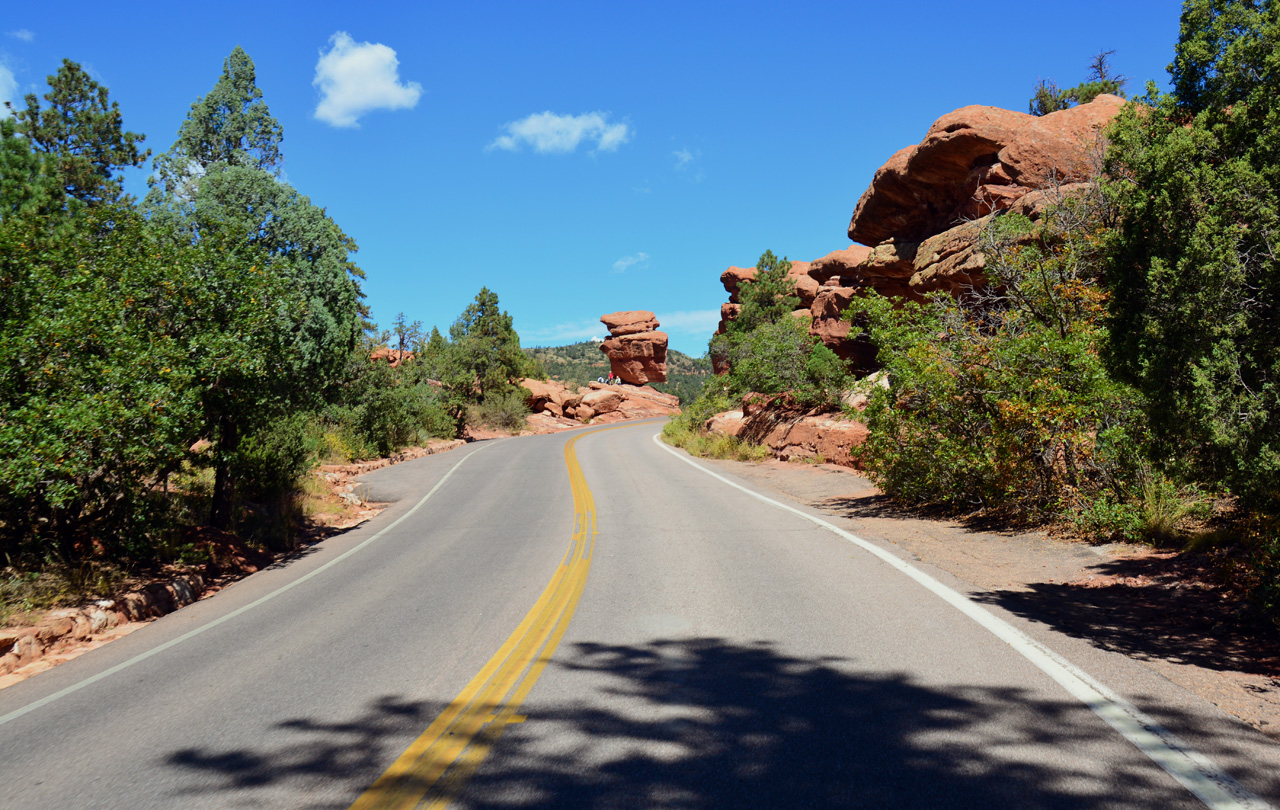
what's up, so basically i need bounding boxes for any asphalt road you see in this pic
[1,420,1278,809]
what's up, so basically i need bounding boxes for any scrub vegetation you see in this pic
[0,49,541,614]
[669,0,1280,632]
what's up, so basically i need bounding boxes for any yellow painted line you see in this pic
[349,425,625,810]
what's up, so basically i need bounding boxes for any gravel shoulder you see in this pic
[698,456,1280,740]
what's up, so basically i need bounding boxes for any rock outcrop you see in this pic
[370,347,414,368]
[704,392,869,467]
[599,311,668,384]
[714,95,1124,370]
[519,377,679,428]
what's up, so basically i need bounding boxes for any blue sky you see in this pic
[1,1,1182,355]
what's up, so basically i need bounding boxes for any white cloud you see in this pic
[6,29,33,42]
[488,111,630,154]
[521,319,608,346]
[655,310,721,335]
[0,64,16,116]
[673,147,694,168]
[612,252,649,274]
[313,31,422,128]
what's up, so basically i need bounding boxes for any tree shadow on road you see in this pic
[159,637,1252,808]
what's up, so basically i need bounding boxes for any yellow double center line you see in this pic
[349,428,608,810]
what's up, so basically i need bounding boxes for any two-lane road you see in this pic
[1,421,1278,808]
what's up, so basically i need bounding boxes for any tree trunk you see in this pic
[209,415,239,530]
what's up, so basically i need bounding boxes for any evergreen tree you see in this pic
[1105,0,1280,510]
[0,117,63,218]
[148,45,282,201]
[144,46,362,527]
[11,59,149,204]
[1029,50,1128,115]
[445,288,535,400]
[728,249,801,336]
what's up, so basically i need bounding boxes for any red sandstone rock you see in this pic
[581,388,624,415]
[599,311,669,384]
[370,347,415,368]
[601,310,660,336]
[808,246,873,283]
[705,410,746,437]
[848,95,1122,247]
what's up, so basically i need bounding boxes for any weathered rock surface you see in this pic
[847,94,1122,246]
[704,392,869,467]
[518,378,679,429]
[713,95,1124,372]
[599,310,669,384]
[370,347,414,368]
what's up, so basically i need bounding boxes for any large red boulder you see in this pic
[599,310,668,384]
[847,95,1123,246]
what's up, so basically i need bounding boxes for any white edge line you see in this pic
[0,442,491,729]
[651,431,1270,810]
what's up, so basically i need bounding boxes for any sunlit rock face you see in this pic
[599,310,668,384]
[712,95,1125,372]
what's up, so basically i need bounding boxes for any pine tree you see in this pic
[12,59,149,204]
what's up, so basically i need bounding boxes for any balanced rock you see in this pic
[599,310,668,384]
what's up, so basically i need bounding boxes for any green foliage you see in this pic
[1029,50,1128,115]
[726,249,800,337]
[444,287,540,402]
[142,47,363,526]
[1103,3,1280,513]
[321,338,456,458]
[0,117,64,218]
[148,45,282,200]
[0,204,295,560]
[468,389,533,434]
[719,316,850,408]
[661,418,769,462]
[848,199,1149,520]
[11,59,149,204]
[1169,0,1279,115]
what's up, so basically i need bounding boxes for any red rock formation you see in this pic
[714,95,1124,371]
[704,392,869,467]
[518,378,678,427]
[599,310,669,384]
[370,347,414,368]
[848,95,1123,246]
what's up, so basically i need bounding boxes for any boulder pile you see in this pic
[599,311,668,384]
[520,377,679,430]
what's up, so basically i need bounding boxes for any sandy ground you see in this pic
[701,457,1280,740]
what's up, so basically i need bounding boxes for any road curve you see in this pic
[0,420,1277,809]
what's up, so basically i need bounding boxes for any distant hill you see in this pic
[524,341,712,404]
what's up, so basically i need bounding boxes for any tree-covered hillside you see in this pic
[525,341,711,404]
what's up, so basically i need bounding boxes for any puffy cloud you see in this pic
[0,64,16,116]
[612,252,650,274]
[655,310,721,335]
[313,32,422,128]
[489,111,630,154]
[6,29,33,42]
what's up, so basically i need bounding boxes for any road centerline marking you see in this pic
[349,425,621,810]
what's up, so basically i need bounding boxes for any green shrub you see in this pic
[847,202,1151,521]
[468,390,531,434]
[662,419,768,461]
